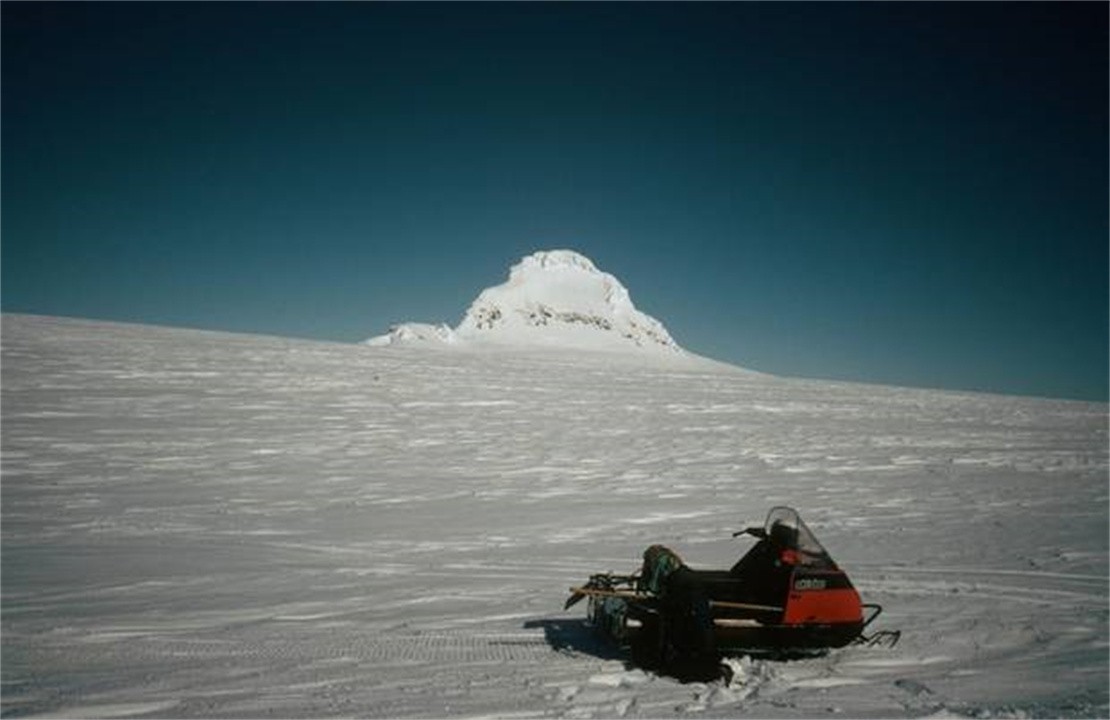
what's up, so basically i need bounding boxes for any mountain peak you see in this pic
[511,249,599,275]
[368,249,682,354]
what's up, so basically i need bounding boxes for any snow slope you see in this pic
[365,322,458,347]
[2,314,1107,719]
[368,250,683,353]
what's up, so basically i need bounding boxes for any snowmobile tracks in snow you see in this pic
[31,628,561,667]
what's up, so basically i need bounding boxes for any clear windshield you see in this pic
[763,506,835,567]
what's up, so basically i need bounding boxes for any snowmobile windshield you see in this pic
[764,507,835,568]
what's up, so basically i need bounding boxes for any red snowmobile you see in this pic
[566,506,897,678]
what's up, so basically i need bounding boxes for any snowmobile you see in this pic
[565,506,898,679]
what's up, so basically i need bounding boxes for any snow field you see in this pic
[2,314,1107,718]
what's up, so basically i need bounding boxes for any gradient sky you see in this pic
[3,2,1107,401]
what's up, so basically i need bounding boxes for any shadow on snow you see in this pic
[523,618,627,662]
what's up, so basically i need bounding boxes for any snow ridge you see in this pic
[367,250,682,354]
[365,323,456,347]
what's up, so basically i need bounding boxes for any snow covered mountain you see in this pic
[367,250,682,353]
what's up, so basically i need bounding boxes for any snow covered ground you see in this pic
[2,313,1107,718]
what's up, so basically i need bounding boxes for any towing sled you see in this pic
[566,506,898,678]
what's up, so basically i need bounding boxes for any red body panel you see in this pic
[782,571,863,625]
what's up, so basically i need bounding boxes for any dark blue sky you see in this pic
[4,2,1106,400]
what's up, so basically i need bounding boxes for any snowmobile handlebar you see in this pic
[732,526,766,539]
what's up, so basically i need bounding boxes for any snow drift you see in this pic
[364,322,457,347]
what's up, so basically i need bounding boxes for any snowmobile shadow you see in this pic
[522,619,626,661]
[523,619,725,683]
